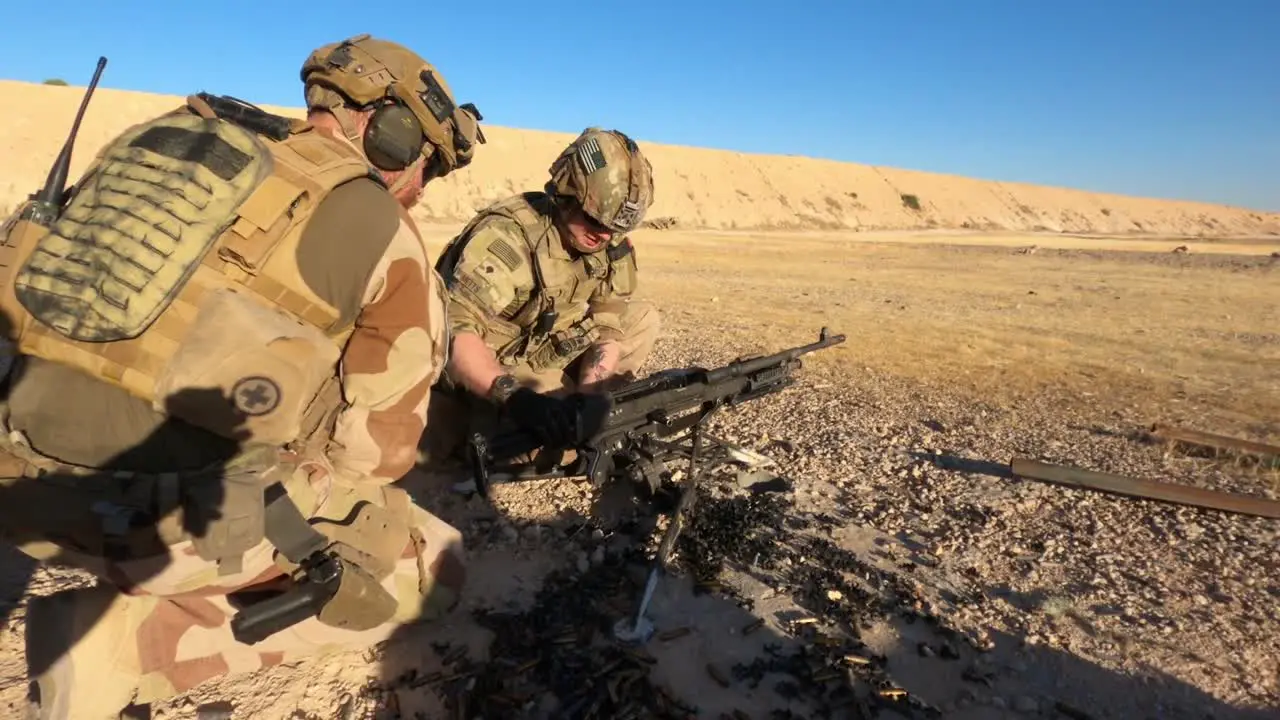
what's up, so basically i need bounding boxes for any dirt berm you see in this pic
[2,79,1277,237]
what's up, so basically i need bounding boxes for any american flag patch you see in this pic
[578,136,607,174]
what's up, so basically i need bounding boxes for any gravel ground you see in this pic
[635,316,1280,719]
[0,274,1277,719]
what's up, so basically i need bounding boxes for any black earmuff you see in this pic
[363,102,426,172]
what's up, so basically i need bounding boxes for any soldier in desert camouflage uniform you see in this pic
[0,35,484,719]
[425,128,659,467]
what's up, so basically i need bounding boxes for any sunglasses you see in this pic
[578,207,615,237]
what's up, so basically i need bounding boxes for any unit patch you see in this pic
[232,375,282,416]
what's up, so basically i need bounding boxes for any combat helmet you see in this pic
[546,127,654,237]
[300,34,485,180]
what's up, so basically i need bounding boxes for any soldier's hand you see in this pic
[503,387,577,448]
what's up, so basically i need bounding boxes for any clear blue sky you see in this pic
[3,0,1277,211]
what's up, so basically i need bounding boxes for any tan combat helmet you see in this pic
[547,127,655,236]
[300,34,485,179]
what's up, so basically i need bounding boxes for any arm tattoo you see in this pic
[582,345,608,375]
[578,342,621,388]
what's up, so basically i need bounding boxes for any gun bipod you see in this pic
[614,400,726,642]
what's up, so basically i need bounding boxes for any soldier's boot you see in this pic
[25,585,145,720]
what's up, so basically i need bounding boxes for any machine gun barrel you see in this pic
[705,326,846,385]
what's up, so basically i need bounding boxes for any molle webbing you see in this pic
[12,113,273,343]
[5,103,375,440]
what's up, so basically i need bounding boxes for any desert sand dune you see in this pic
[2,79,1277,238]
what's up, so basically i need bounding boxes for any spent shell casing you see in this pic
[658,626,692,642]
[878,688,907,700]
[625,647,657,664]
[706,663,730,688]
[590,658,625,679]
[811,668,841,683]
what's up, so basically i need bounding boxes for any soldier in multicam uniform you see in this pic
[0,35,485,719]
[425,127,659,468]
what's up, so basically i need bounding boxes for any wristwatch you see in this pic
[486,374,519,404]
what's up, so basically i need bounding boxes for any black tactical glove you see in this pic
[503,387,577,448]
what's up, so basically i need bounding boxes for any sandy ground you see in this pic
[1,80,1279,237]
[0,80,1278,719]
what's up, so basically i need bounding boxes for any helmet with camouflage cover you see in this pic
[546,127,654,237]
[300,34,485,180]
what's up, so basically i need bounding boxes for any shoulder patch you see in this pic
[487,238,523,271]
[446,217,535,319]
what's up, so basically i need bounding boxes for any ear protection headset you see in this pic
[361,73,461,179]
[363,100,426,172]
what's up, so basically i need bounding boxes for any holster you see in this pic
[0,421,402,640]
[313,543,400,632]
[255,476,412,635]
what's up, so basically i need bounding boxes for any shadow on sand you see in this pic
[0,307,1269,719]
[367,447,1274,720]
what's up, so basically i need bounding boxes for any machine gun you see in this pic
[467,326,847,498]
[465,326,847,641]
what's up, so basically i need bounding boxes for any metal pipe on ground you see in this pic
[1148,423,1280,461]
[1009,458,1280,520]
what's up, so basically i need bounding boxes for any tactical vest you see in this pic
[0,97,380,452]
[437,192,638,372]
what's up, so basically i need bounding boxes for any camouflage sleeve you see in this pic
[588,235,640,342]
[443,217,536,341]
[326,212,448,486]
